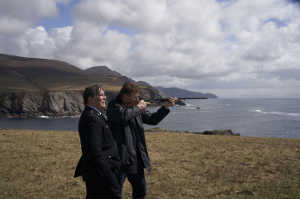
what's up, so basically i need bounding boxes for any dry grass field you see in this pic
[1,129,300,199]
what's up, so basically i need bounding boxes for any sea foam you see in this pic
[254,109,300,117]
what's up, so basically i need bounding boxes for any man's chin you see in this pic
[101,102,106,108]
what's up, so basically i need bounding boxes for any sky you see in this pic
[1,0,300,98]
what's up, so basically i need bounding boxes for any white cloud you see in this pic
[24,26,56,57]
[1,0,300,97]
[50,26,73,50]
[0,17,30,35]
[73,0,172,33]
[0,0,64,55]
[0,25,73,60]
[59,21,132,69]
[0,0,59,34]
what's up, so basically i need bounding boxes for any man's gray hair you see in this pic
[83,84,103,105]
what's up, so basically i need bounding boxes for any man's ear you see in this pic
[122,94,128,103]
[87,96,94,106]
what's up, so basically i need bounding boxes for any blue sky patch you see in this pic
[35,0,80,31]
[108,24,138,36]
[226,34,238,42]
[264,18,288,28]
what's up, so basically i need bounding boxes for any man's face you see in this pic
[89,89,106,109]
[123,92,140,107]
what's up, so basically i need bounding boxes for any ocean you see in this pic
[1,98,300,138]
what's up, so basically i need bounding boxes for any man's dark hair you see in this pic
[117,81,140,99]
[83,84,103,105]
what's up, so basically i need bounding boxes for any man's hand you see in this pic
[163,97,178,108]
[137,100,148,110]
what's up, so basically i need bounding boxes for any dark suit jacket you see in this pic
[107,99,170,174]
[74,106,121,197]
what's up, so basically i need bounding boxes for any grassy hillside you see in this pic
[1,129,300,199]
[0,54,128,93]
[0,54,167,117]
[0,54,87,91]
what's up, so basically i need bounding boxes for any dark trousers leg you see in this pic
[120,171,147,199]
[85,176,121,199]
[85,178,109,199]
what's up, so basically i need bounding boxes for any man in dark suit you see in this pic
[74,84,121,199]
[107,82,177,199]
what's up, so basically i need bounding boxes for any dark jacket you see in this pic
[74,106,121,197]
[107,99,170,174]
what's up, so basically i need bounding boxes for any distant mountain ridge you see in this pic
[0,53,218,118]
[85,66,122,77]
[156,86,217,99]
[0,53,163,117]
[85,66,135,83]
[1,54,136,93]
[0,53,152,93]
[0,53,87,92]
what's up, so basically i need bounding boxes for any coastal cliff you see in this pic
[0,54,163,118]
[0,89,163,118]
[0,53,217,118]
[0,91,86,118]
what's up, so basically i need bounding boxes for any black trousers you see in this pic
[85,171,121,199]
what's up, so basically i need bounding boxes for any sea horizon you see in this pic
[1,98,300,139]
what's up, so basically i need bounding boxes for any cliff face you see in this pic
[137,81,166,100]
[0,88,161,118]
[0,91,84,118]
[0,54,165,118]
[0,54,217,118]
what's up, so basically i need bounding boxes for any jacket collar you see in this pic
[86,105,108,121]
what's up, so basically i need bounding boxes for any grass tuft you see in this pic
[1,130,300,198]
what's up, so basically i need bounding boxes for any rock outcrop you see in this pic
[0,91,101,118]
[0,54,218,118]
[146,128,240,136]
[201,129,240,136]
[0,91,84,118]
[0,53,165,118]
[0,88,163,118]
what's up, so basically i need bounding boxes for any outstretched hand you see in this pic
[163,97,178,108]
[137,100,148,110]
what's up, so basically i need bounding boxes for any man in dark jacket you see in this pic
[74,85,121,199]
[107,82,177,199]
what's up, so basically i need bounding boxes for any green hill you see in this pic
[0,54,88,92]
[0,53,163,117]
[0,53,165,94]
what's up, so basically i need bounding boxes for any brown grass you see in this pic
[1,129,300,199]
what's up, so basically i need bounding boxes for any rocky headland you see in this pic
[0,91,114,118]
[0,53,217,118]
[0,54,162,118]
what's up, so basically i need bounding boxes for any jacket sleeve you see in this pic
[141,106,170,125]
[107,102,143,126]
[86,115,120,196]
